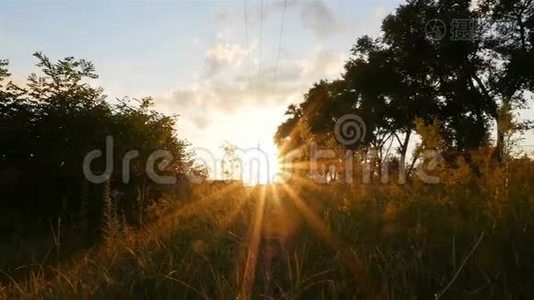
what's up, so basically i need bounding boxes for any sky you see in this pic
[2,0,533,182]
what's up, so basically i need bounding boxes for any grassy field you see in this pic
[2,162,534,299]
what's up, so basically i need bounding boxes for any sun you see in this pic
[241,142,281,186]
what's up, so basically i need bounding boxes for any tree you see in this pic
[1,53,192,240]
[275,0,534,181]
[221,142,241,180]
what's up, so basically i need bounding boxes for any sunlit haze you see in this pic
[4,0,534,298]
[1,0,405,181]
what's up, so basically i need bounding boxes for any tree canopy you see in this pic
[1,53,193,237]
[275,0,534,173]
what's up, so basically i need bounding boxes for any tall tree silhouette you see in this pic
[275,0,533,172]
[1,53,190,239]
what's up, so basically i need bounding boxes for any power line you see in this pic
[243,0,249,54]
[258,0,264,95]
[274,0,287,80]
[272,0,288,98]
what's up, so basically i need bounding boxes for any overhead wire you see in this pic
[243,0,249,56]
[273,0,288,88]
[258,0,264,96]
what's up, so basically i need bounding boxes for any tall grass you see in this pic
[2,159,534,298]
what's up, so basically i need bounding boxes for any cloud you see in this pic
[372,5,386,22]
[153,43,346,132]
[203,43,251,77]
[4,74,27,87]
[235,0,300,25]
[300,1,343,39]
[192,114,211,129]
[219,0,342,40]
[297,49,346,79]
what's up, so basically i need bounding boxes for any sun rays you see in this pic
[278,183,369,285]
[153,168,367,298]
[239,185,266,299]
[228,178,369,298]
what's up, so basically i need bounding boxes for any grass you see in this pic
[2,165,534,299]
